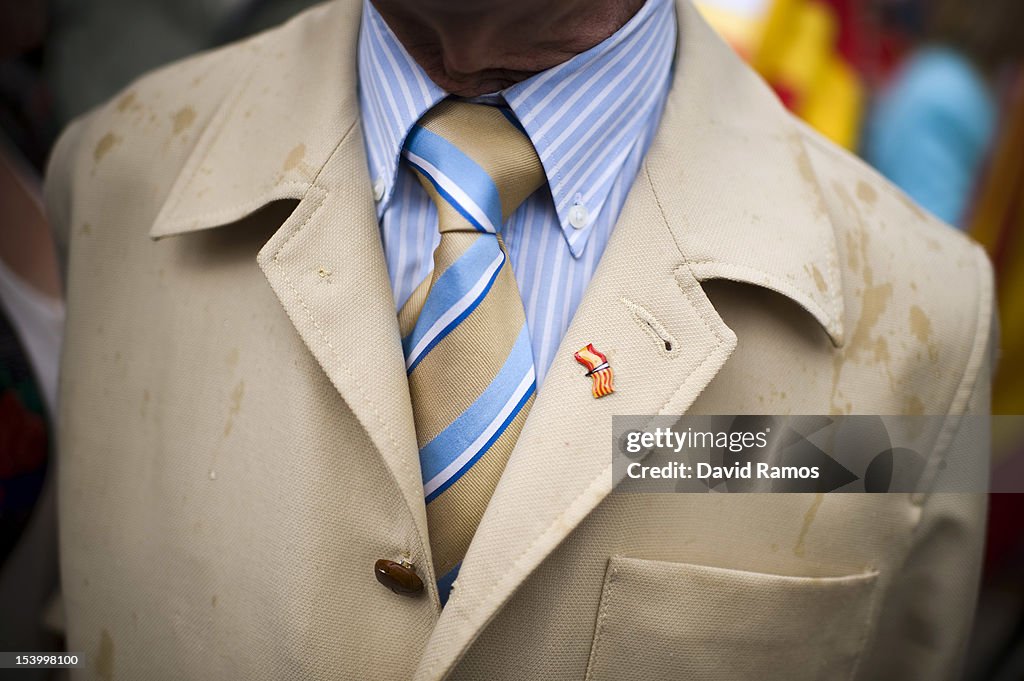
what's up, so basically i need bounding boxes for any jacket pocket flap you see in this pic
[586,556,880,681]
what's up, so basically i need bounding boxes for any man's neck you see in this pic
[369,0,647,97]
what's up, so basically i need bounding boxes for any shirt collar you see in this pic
[149,0,843,344]
[357,0,676,258]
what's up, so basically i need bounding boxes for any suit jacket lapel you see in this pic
[147,0,432,578]
[256,127,430,574]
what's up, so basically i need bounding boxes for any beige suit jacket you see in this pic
[45,1,995,679]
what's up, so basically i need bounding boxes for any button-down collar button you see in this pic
[373,177,386,202]
[569,203,589,229]
[374,558,424,596]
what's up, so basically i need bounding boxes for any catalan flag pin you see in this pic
[574,343,615,399]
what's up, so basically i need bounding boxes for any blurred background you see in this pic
[0,0,1021,678]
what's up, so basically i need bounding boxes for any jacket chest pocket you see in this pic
[585,556,880,681]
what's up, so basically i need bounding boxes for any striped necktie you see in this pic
[398,100,545,605]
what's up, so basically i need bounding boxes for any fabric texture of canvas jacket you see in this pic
[45,1,995,679]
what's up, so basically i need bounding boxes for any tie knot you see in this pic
[402,100,546,234]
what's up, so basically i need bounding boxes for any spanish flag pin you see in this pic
[574,343,614,398]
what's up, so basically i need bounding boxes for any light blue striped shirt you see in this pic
[358,0,676,387]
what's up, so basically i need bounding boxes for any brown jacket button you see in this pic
[374,558,424,596]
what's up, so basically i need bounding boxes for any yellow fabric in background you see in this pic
[970,75,1024,419]
[698,0,863,151]
[801,57,862,151]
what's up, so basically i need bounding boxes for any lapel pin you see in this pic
[575,343,615,398]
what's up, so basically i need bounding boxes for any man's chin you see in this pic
[432,73,536,98]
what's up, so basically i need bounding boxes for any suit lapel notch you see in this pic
[148,0,363,241]
[644,0,847,346]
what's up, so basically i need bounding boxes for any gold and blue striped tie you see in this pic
[398,100,545,605]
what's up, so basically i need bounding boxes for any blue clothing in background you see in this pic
[865,47,996,228]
